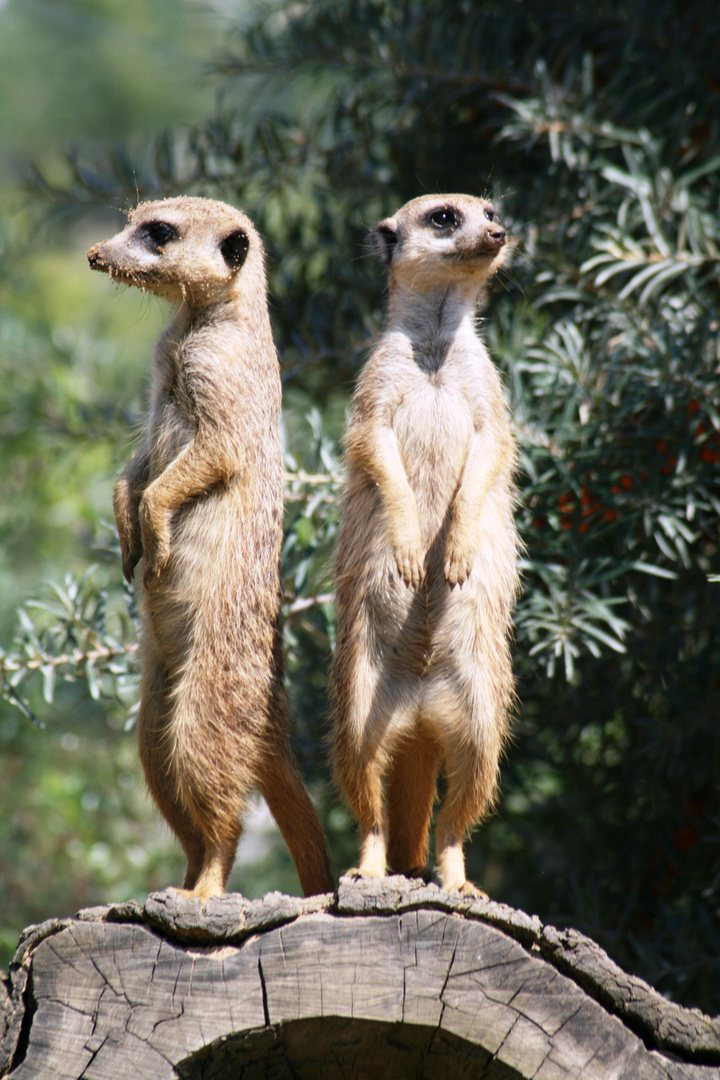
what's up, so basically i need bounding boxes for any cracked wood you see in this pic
[1,876,718,1079]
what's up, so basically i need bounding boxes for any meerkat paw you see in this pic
[393,543,425,588]
[119,531,143,584]
[140,495,172,583]
[443,542,474,587]
[344,866,384,882]
[143,548,170,586]
[443,879,489,901]
[140,521,171,584]
[122,551,142,584]
[169,883,226,904]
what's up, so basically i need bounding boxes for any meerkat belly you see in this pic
[338,382,476,676]
[149,405,196,479]
[393,378,473,541]
[145,475,283,675]
[175,479,281,597]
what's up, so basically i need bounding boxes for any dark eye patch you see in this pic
[220,229,249,271]
[142,221,179,247]
[484,206,497,222]
[426,207,463,231]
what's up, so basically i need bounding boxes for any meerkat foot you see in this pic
[442,879,489,900]
[344,866,384,881]
[168,884,225,904]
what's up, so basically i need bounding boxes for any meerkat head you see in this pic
[369,193,508,293]
[87,196,262,308]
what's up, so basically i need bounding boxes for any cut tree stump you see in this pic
[2,875,719,1079]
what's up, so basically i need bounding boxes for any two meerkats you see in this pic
[89,191,518,900]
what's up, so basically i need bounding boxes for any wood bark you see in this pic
[2,875,719,1079]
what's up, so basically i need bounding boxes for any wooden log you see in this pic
[2,875,719,1079]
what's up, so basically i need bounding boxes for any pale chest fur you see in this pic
[361,328,505,535]
[393,363,473,529]
[148,333,196,480]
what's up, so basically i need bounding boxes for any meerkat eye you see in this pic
[426,207,462,231]
[484,207,496,222]
[143,221,179,247]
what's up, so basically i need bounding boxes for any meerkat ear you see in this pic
[369,221,398,265]
[220,229,250,272]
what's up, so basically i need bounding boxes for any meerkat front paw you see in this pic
[113,479,144,583]
[140,499,171,584]
[443,537,475,587]
[142,539,171,585]
[393,541,425,588]
[119,527,144,584]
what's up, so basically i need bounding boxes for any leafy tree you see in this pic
[4,0,720,1011]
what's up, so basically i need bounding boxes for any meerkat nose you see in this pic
[87,246,104,268]
[489,227,506,245]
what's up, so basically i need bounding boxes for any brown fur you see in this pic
[88,196,333,901]
[330,194,520,897]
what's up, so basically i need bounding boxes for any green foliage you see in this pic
[3,0,720,1012]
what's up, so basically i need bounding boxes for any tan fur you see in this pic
[330,194,520,898]
[88,196,333,901]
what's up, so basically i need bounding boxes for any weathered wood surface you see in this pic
[2,875,719,1079]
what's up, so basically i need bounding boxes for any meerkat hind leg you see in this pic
[174,826,242,902]
[434,743,495,901]
[340,753,388,881]
[137,662,215,895]
[386,730,440,879]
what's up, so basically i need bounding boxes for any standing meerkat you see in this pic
[331,193,520,898]
[87,196,333,901]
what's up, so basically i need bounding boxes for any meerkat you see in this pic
[331,193,520,898]
[87,196,333,901]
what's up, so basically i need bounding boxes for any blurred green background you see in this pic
[0,0,719,1015]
